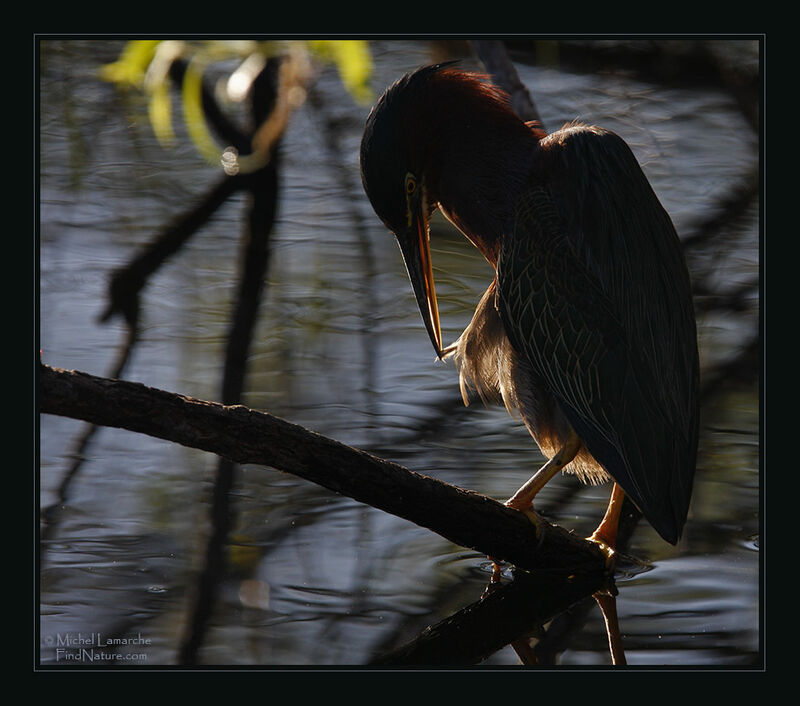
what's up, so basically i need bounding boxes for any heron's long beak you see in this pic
[397,208,443,359]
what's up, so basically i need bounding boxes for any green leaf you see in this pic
[308,40,373,104]
[181,56,222,166]
[148,79,175,147]
[99,40,160,87]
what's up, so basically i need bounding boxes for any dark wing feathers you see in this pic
[497,125,699,543]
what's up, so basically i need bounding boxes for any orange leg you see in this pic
[588,482,626,550]
[505,431,581,510]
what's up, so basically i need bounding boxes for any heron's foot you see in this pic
[504,496,533,511]
[504,499,542,531]
[586,531,617,568]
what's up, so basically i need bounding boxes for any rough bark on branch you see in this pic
[39,363,608,575]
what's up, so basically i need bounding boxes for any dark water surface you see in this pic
[38,39,761,669]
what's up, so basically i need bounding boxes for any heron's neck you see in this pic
[436,202,501,266]
[425,105,540,268]
[433,135,539,268]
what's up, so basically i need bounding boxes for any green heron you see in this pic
[360,64,699,550]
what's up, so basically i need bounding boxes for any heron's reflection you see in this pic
[372,564,630,666]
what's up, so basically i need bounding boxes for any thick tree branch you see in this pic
[39,363,608,575]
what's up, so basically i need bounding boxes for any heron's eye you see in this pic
[405,174,417,195]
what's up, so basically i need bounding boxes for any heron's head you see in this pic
[360,64,535,357]
[360,64,453,357]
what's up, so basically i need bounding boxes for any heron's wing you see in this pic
[496,124,699,543]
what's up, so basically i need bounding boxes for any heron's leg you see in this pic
[505,430,581,510]
[588,482,626,549]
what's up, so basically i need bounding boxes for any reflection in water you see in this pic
[371,568,611,665]
[371,569,630,667]
[39,39,760,667]
[594,590,626,666]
